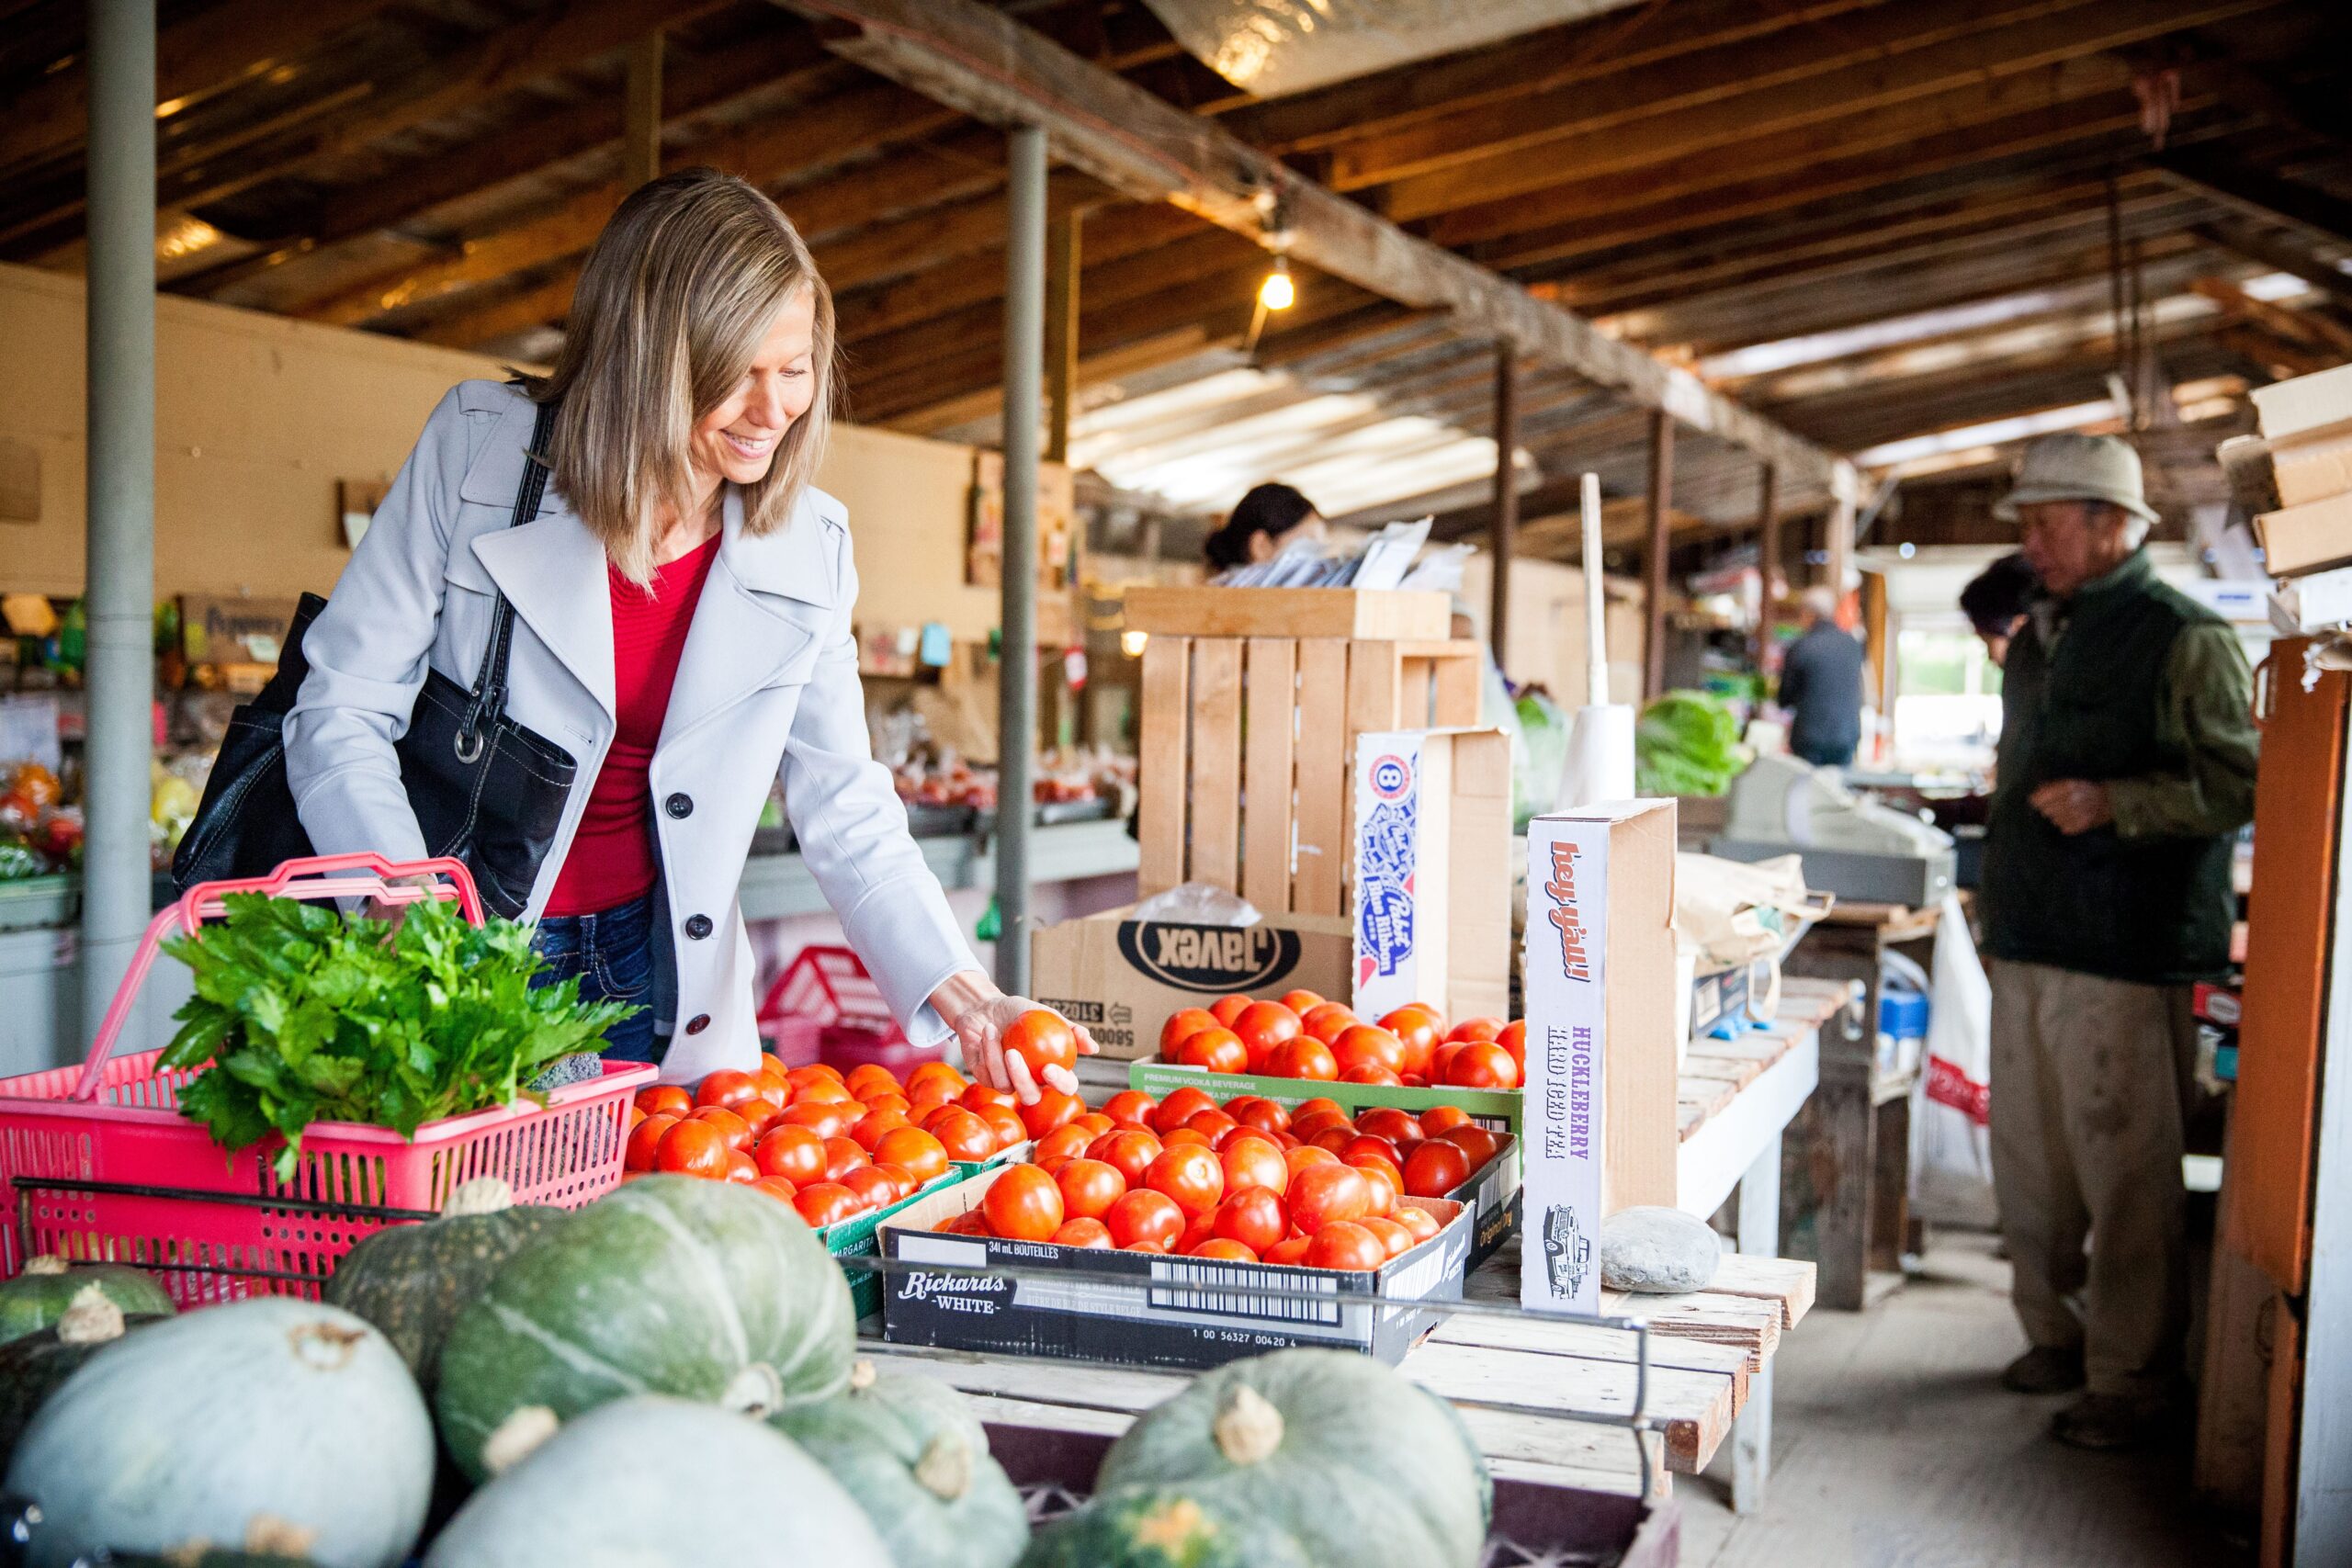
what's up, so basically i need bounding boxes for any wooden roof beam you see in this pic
[2192,220,2352,305]
[763,0,1855,499]
[2155,148,2352,249]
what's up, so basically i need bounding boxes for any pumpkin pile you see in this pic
[919,1086,1500,1268]
[1159,990,1525,1089]
[625,1055,1037,1231]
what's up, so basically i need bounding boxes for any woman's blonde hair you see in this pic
[528,167,836,585]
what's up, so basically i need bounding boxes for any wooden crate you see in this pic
[1122,584,1453,640]
[1136,632,1481,917]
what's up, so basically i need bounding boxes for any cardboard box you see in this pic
[876,1165,1474,1369]
[2271,420,2352,509]
[1520,801,1679,1318]
[827,1149,1026,1318]
[2256,491,2352,579]
[1351,728,1512,1024]
[1689,962,1753,1041]
[1032,906,1351,1061]
[2269,564,2352,634]
[2253,362,2352,443]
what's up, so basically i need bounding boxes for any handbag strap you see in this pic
[455,398,558,761]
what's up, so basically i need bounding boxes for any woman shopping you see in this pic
[284,167,1088,1098]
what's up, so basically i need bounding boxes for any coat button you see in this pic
[684,914,713,940]
[684,1014,711,1034]
[664,793,693,818]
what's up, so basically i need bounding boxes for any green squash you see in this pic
[1019,1488,1316,1568]
[0,1256,173,1345]
[5,1298,433,1568]
[1094,1348,1492,1568]
[424,1394,891,1568]
[770,1359,1029,1568]
[435,1175,855,1481]
[0,1287,165,1471]
[325,1177,567,1390]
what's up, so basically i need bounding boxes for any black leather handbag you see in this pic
[172,399,578,919]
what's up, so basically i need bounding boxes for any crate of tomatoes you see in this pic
[875,1082,1481,1371]
[622,1054,1048,1316]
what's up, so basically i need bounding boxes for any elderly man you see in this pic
[1777,585,1865,768]
[1984,434,2258,1450]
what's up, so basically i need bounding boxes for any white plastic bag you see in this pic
[1909,892,1997,1228]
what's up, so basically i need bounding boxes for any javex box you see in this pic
[1350,728,1512,1025]
[1031,905,1351,1060]
[1520,801,1679,1318]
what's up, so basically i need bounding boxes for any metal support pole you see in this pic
[994,123,1046,996]
[1641,410,1674,702]
[83,0,157,1045]
[1488,343,1518,666]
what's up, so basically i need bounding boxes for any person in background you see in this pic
[1961,552,2039,668]
[1982,433,2258,1450]
[1775,584,1865,768]
[1203,482,1325,575]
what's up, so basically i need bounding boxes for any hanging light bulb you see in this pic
[1259,255,1295,311]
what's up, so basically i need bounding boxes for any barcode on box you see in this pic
[1148,1259,1340,1324]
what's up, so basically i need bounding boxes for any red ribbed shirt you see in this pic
[545,534,723,917]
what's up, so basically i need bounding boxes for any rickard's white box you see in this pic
[1521,801,1679,1316]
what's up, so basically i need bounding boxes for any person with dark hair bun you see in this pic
[1961,552,2038,667]
[1203,482,1324,573]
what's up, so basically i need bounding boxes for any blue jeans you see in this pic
[532,894,663,1064]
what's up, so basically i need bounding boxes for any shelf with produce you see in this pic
[739,817,1138,922]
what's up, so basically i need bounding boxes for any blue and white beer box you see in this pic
[1349,728,1512,1026]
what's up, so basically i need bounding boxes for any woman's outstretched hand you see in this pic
[929,972,1097,1104]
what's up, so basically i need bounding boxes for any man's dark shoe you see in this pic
[2000,1345,2086,1393]
[2052,1393,2175,1451]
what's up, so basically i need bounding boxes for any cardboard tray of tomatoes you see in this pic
[985,1423,1679,1568]
[875,1164,1475,1371]
[1130,1056,1523,1138]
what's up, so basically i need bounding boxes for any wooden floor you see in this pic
[1678,1234,2254,1568]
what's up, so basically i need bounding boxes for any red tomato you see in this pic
[1295,1097,1345,1122]
[636,1085,693,1120]
[1378,1006,1446,1077]
[931,1111,997,1162]
[1159,1009,1221,1056]
[688,1107,753,1153]
[1404,1140,1473,1198]
[626,1113,680,1172]
[1161,1127,1213,1149]
[1146,1145,1226,1218]
[1349,1158,1401,1216]
[793,1077,856,1106]
[1441,1124,1502,1169]
[1262,1234,1314,1266]
[1056,1157,1128,1221]
[1266,1038,1340,1081]
[1221,1134,1290,1196]
[982,1165,1066,1241]
[1210,1123,1260,1153]
[874,1127,950,1184]
[1287,1163,1374,1234]
[977,1103,1027,1152]
[1310,1127,1355,1155]
[1497,1019,1526,1068]
[793,1182,861,1228]
[1151,1087,1219,1135]
[1070,1112,1115,1139]
[1102,1090,1159,1129]
[820,1137,871,1182]
[1306,1222,1385,1270]
[781,1101,858,1140]
[845,1064,902,1101]
[1396,1204,1442,1244]
[1190,1237,1260,1262]
[1213,1187,1289,1253]
[1089,1130,1165,1188]
[1341,1134,1402,1169]
[842,1166,898,1210]
[656,1119,730,1179]
[1106,1189,1186,1251]
[755,1125,827,1185]
[1034,1123,1097,1165]
[1447,1017,1505,1044]
[1330,1025,1406,1078]
[962,1082,1017,1113]
[1359,1216,1415,1259]
[1003,1010,1079,1080]
[873,1162,920,1200]
[734,1100,786,1140]
[919,1102,970,1134]
[1178,1213,1216,1256]
[788,1062,848,1089]
[1207,995,1252,1028]
[1357,1107,1422,1144]
[1283,1145,1340,1183]
[695,1070,764,1111]
[860,1091,911,1119]
[725,1149,759,1184]
[752,1070,793,1110]
[1231,1002,1302,1066]
[1175,1028,1250,1075]
[1290,1108,1351,1141]
[1226,1096,1290,1136]
[1420,1105,1473,1135]
[1020,1089,1085,1141]
[1342,1065,1403,1086]
[1298,1002,1361,1044]
[1446,1041,1520,1089]
[851,1108,910,1152]
[751,1175,799,1203]
[1186,1109,1239,1143]
[1051,1217,1114,1248]
[904,1062,967,1101]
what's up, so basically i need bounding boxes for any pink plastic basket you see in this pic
[0,853,653,1306]
[755,944,943,1076]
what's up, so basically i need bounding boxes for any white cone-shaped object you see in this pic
[1556,702,1637,809]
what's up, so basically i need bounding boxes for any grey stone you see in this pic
[1600,1206,1723,1293]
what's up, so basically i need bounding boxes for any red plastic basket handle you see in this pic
[72,854,487,1102]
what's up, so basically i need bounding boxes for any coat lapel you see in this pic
[469,511,617,722]
[657,488,836,750]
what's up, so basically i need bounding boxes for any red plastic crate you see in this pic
[0,853,652,1306]
[757,944,944,1073]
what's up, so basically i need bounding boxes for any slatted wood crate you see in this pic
[1128,589,1481,918]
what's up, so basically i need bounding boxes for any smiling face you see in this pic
[688,288,818,493]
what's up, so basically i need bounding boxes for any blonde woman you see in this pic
[286,167,1088,1095]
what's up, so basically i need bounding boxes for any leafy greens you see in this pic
[160,893,635,1178]
[1634,689,1751,797]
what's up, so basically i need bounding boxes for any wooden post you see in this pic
[1642,410,1675,701]
[1045,209,1080,465]
[622,32,663,190]
[1488,342,1518,666]
[1825,492,1855,592]
[1754,463,1780,670]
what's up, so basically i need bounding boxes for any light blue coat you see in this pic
[284,378,975,1083]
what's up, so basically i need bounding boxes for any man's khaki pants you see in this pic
[1986,958,2194,1401]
